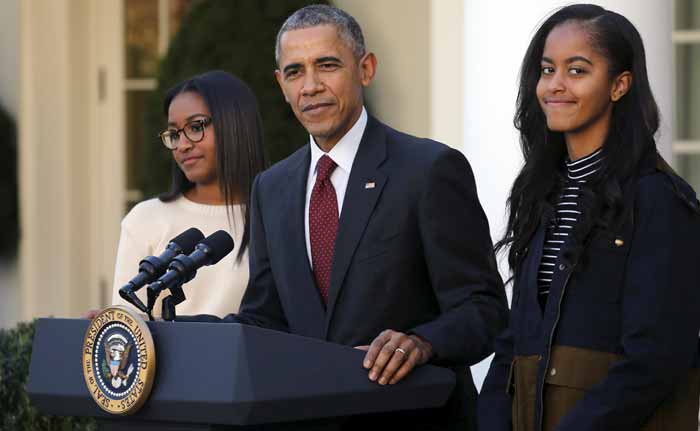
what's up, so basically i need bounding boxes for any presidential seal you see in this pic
[82,305,156,415]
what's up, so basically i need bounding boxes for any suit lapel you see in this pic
[324,117,388,334]
[283,146,327,327]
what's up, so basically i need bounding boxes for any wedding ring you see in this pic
[395,347,407,355]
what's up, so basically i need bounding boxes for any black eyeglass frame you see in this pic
[158,117,213,150]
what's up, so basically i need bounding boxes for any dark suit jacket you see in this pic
[207,116,507,429]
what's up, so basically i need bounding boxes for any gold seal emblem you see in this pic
[82,305,156,415]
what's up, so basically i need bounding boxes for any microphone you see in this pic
[118,227,204,312]
[146,230,234,312]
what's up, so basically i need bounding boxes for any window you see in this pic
[123,0,197,207]
[673,0,700,192]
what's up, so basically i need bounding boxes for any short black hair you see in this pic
[275,4,366,65]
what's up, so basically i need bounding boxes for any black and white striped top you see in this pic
[537,148,604,310]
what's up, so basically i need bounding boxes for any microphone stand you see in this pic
[144,230,234,321]
[146,283,160,322]
[161,284,187,322]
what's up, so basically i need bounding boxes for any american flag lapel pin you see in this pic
[364,181,376,189]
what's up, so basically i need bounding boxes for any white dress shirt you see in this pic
[304,107,368,266]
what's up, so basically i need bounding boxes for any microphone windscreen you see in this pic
[201,230,234,265]
[171,228,205,253]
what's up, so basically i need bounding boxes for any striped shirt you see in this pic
[537,148,604,310]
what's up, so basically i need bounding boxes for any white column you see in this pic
[19,0,99,320]
[20,0,72,320]
[430,0,464,149]
[334,0,432,139]
[463,0,672,391]
[603,0,672,160]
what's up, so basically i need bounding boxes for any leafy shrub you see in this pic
[0,321,96,430]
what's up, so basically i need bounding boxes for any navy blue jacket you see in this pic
[478,162,700,431]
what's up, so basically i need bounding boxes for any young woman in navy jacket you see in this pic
[478,4,700,431]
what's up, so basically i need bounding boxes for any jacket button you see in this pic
[550,368,557,376]
[558,263,566,271]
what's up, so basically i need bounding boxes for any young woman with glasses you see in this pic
[110,70,268,318]
[478,4,700,431]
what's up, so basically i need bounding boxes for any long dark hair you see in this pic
[497,4,663,277]
[160,71,268,260]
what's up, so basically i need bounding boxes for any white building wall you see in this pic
[464,0,673,390]
[431,0,464,150]
[334,0,432,139]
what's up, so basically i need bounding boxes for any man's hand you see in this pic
[355,330,433,385]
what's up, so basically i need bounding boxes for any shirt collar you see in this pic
[565,147,604,180]
[309,107,367,175]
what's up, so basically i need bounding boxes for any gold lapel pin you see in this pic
[614,239,624,247]
[365,181,376,189]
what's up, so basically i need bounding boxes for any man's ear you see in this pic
[359,52,377,87]
[611,71,632,102]
[274,69,289,103]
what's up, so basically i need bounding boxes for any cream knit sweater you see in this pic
[111,195,248,318]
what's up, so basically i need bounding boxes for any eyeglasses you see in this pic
[159,117,212,150]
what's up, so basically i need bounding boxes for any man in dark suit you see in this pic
[209,5,506,429]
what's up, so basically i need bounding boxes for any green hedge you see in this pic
[0,321,96,430]
[0,104,18,257]
[140,0,328,199]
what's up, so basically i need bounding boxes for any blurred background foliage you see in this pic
[0,104,18,257]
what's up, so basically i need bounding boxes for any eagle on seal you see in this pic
[102,333,135,388]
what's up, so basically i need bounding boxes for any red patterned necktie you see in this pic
[309,155,339,304]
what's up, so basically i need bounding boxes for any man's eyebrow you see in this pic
[282,62,302,74]
[315,56,342,64]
